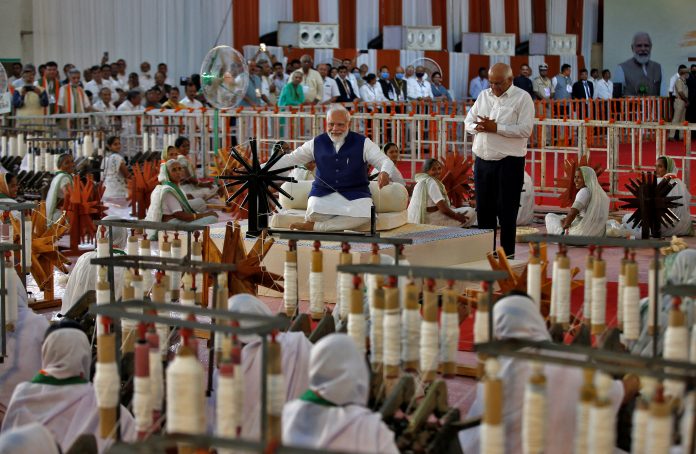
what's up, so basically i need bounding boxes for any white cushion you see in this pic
[270,209,407,232]
[278,181,408,213]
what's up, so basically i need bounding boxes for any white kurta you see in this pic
[102,152,127,199]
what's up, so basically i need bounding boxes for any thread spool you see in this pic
[420,278,439,383]
[555,248,571,329]
[632,376,657,454]
[383,276,401,380]
[191,237,203,304]
[591,248,606,335]
[147,328,163,420]
[170,235,182,301]
[681,392,695,454]
[127,232,138,255]
[22,218,32,270]
[17,134,24,157]
[283,240,298,317]
[616,249,629,329]
[401,280,420,371]
[45,149,53,173]
[0,136,5,157]
[7,137,15,157]
[142,133,149,153]
[647,258,662,336]
[3,254,18,332]
[151,276,169,358]
[166,338,205,441]
[482,358,504,454]
[522,362,546,454]
[527,248,541,307]
[309,241,324,320]
[664,297,687,400]
[213,274,229,357]
[133,324,151,439]
[622,254,640,341]
[588,371,615,453]
[440,281,459,377]
[216,357,239,442]
[348,275,366,355]
[369,251,385,372]
[27,147,34,172]
[549,256,558,323]
[266,336,283,444]
[83,134,93,158]
[139,237,152,292]
[646,386,672,454]
[474,283,490,344]
[121,284,137,353]
[336,242,353,322]
[583,247,595,322]
[574,368,596,454]
[96,271,111,336]
[94,324,119,439]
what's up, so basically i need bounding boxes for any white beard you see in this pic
[633,53,650,65]
[329,131,348,143]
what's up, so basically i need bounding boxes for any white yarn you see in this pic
[337,272,352,320]
[550,261,558,319]
[681,392,695,454]
[574,401,592,454]
[133,376,152,432]
[127,237,138,255]
[647,266,661,329]
[283,262,298,314]
[149,350,163,412]
[583,267,593,319]
[474,309,489,344]
[170,243,182,293]
[0,137,5,157]
[217,373,242,438]
[7,137,15,157]
[166,354,205,434]
[27,151,34,172]
[591,276,607,325]
[267,374,285,416]
[348,312,366,355]
[23,220,32,268]
[231,370,244,430]
[419,320,439,373]
[370,306,384,364]
[142,133,149,153]
[622,286,641,340]
[401,308,421,363]
[522,383,546,454]
[631,406,649,454]
[481,423,505,454]
[150,133,156,152]
[157,325,169,357]
[93,362,120,408]
[383,311,401,367]
[96,287,111,336]
[646,410,672,454]
[664,325,688,399]
[691,325,696,363]
[192,252,203,293]
[132,279,144,300]
[45,152,52,173]
[617,273,625,324]
[527,262,541,307]
[3,264,17,328]
[439,311,459,364]
[140,243,152,291]
[588,405,614,453]
[97,239,109,258]
[555,267,571,325]
[309,271,324,315]
[17,134,24,157]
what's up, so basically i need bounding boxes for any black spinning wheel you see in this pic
[219,139,296,237]
[620,172,682,239]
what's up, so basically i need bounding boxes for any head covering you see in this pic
[41,328,91,379]
[668,250,696,286]
[227,293,273,344]
[567,166,609,236]
[157,159,177,183]
[493,294,551,342]
[0,423,60,454]
[659,155,677,175]
[309,334,369,406]
[99,215,127,249]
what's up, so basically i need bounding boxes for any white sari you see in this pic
[407,173,476,227]
[45,172,73,225]
[545,166,608,236]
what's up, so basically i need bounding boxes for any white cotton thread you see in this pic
[127,237,138,255]
[550,261,558,320]
[191,252,203,294]
[140,244,152,291]
[401,308,421,363]
[591,276,607,325]
[217,374,239,438]
[474,310,489,344]
[419,320,439,373]
[647,266,661,329]
[583,267,593,319]
[338,272,353,320]
[23,220,32,268]
[383,311,401,367]
[267,374,285,416]
[97,239,109,258]
[370,305,384,365]
[166,354,205,434]
[149,351,163,412]
[309,271,324,316]
[681,392,695,454]
[555,267,571,325]
[522,382,546,453]
[231,370,244,430]
[348,312,367,355]
[623,286,641,340]
[170,244,182,293]
[481,424,505,454]
[631,405,649,454]
[527,262,541,307]
[575,402,592,453]
[664,325,688,399]
[439,311,459,364]
[691,326,696,363]
[617,273,625,324]
[588,373,614,453]
[283,262,298,315]
[646,410,672,454]
[133,376,152,432]
[3,265,17,329]
[94,362,120,408]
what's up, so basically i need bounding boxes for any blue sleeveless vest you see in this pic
[309,132,370,200]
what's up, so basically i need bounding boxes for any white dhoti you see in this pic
[425,207,477,227]
[306,192,372,232]
[181,183,218,201]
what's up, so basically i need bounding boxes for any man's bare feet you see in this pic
[289,221,315,230]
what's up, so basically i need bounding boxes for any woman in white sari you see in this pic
[545,166,608,236]
[407,159,476,227]
[1,322,135,452]
[0,173,21,221]
[144,160,218,239]
[46,153,75,225]
[282,334,399,453]
[101,136,130,200]
[516,171,535,225]
[458,293,632,454]
[174,136,218,206]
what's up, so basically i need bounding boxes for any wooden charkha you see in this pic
[128,160,159,219]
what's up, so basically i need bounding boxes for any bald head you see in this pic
[489,63,513,96]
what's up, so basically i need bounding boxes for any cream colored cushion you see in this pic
[269,209,407,232]
[277,181,408,213]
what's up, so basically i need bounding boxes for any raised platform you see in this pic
[209,222,494,301]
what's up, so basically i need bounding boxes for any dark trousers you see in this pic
[474,155,525,258]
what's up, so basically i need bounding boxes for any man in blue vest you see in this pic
[276,104,395,231]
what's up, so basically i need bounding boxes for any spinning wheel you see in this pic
[620,172,682,239]
[209,144,252,220]
[556,156,608,208]
[128,160,159,219]
[440,153,474,207]
[219,139,295,237]
[63,175,107,251]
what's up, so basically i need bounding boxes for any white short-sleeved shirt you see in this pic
[161,191,183,215]
[322,77,340,103]
[571,187,591,214]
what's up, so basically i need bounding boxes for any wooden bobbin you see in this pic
[383,276,400,381]
[310,241,323,321]
[441,284,459,378]
[267,339,282,445]
[151,277,166,305]
[284,243,297,317]
[647,258,661,336]
[350,275,364,352]
[584,247,595,324]
[483,363,503,426]
[580,368,596,403]
[617,248,629,330]
[476,283,490,379]
[338,243,353,322]
[121,285,136,354]
[557,249,571,330]
[192,240,203,305]
[591,250,606,335]
[97,333,117,439]
[421,279,438,383]
[370,275,385,375]
[402,281,420,372]
[170,236,182,301]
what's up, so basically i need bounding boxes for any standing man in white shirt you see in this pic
[406,67,432,100]
[85,65,117,99]
[669,65,686,98]
[317,64,339,104]
[299,54,323,104]
[464,63,534,258]
[469,67,490,100]
[595,69,614,100]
